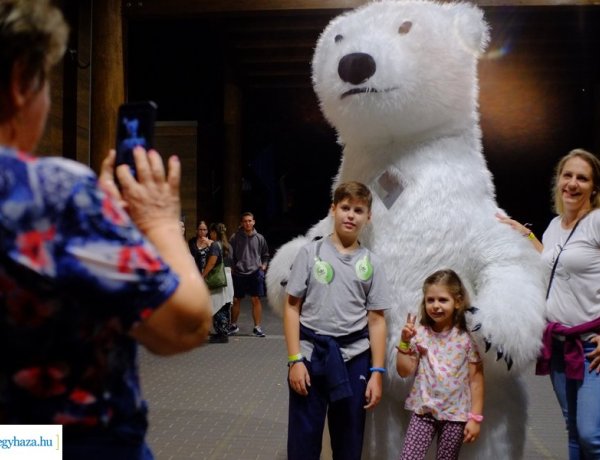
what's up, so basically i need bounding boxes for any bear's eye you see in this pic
[398,21,412,35]
[334,34,344,43]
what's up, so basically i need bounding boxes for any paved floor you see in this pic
[140,300,568,459]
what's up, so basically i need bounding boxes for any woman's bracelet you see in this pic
[522,223,535,240]
[468,412,484,423]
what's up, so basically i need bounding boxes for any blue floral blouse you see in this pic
[0,146,179,442]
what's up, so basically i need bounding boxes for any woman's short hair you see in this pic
[552,148,600,215]
[0,0,68,121]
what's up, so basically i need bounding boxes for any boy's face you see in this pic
[330,198,371,241]
[241,215,255,233]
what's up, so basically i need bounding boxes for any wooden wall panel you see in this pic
[124,0,595,17]
[38,63,64,157]
[90,0,125,175]
[76,0,92,166]
[154,122,198,241]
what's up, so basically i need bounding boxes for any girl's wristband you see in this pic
[397,340,413,355]
[396,346,413,355]
[398,340,411,351]
[468,412,484,423]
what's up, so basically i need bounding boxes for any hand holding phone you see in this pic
[115,101,157,179]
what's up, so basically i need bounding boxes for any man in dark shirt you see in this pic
[229,212,269,337]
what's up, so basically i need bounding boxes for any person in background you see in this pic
[0,1,212,459]
[188,220,211,273]
[498,148,600,459]
[203,222,233,343]
[229,212,269,337]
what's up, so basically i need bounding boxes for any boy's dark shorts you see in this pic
[233,269,265,298]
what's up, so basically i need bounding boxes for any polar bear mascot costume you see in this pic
[266,1,546,458]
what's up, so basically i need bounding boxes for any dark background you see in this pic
[126,6,600,251]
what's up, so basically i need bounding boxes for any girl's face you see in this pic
[424,283,459,333]
[209,230,217,241]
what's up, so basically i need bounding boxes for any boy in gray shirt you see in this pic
[284,181,390,460]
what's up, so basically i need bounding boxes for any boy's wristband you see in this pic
[468,412,484,423]
[287,353,304,368]
[369,367,386,373]
[288,353,303,362]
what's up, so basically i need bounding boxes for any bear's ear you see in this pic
[451,2,490,56]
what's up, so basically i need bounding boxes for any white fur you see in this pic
[267,1,546,458]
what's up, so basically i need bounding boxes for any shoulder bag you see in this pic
[205,243,227,290]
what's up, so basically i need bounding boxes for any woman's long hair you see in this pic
[210,222,231,259]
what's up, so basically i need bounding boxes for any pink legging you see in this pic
[400,412,465,460]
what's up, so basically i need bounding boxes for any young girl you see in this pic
[396,269,484,460]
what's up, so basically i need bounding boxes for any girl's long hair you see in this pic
[419,269,470,332]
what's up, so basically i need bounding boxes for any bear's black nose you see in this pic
[338,53,376,85]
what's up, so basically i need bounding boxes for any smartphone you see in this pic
[115,100,157,178]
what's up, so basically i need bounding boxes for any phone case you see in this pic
[115,101,157,176]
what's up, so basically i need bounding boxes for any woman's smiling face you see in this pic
[557,156,594,215]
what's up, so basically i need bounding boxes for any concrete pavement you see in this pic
[140,299,567,459]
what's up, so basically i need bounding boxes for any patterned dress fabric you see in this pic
[0,146,178,442]
[405,325,481,421]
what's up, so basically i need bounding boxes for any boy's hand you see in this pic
[288,362,310,396]
[463,420,480,443]
[364,372,382,409]
[401,313,417,343]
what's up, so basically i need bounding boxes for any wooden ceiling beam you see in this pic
[239,55,312,64]
[233,40,316,50]
[124,0,598,18]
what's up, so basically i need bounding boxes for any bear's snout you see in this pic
[338,52,376,85]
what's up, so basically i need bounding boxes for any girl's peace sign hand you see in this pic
[401,313,417,343]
